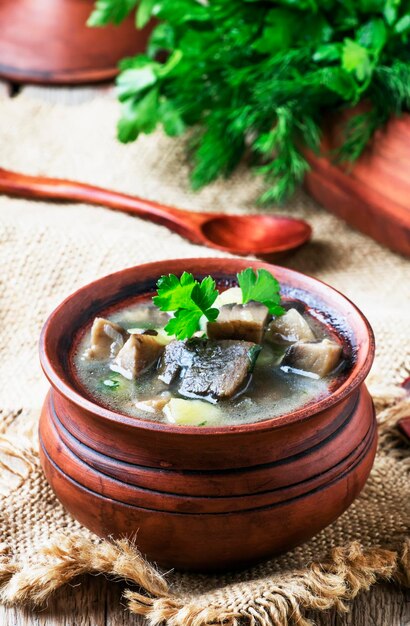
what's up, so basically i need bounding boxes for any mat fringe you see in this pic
[0,387,408,625]
[125,541,409,626]
[0,534,168,605]
[0,434,36,475]
[0,537,407,626]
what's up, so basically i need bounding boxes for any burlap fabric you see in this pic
[0,92,409,625]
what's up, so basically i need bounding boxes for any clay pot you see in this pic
[0,0,153,84]
[39,258,376,572]
[304,111,410,257]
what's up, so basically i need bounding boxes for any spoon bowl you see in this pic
[200,214,311,255]
[0,167,311,257]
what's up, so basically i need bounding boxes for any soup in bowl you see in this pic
[39,258,376,571]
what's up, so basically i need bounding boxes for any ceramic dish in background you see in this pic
[0,0,153,84]
[304,110,410,258]
[39,258,376,572]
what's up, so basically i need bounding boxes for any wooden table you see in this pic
[1,576,409,626]
[0,78,409,626]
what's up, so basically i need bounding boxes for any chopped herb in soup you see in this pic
[74,269,344,427]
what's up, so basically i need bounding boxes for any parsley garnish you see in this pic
[238,268,285,316]
[153,272,218,340]
[153,268,284,340]
[98,375,122,393]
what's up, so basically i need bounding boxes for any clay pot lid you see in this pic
[39,258,375,435]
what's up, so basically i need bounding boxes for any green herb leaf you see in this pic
[358,0,384,12]
[394,14,410,34]
[116,66,158,101]
[88,0,138,26]
[342,39,373,81]
[154,273,218,339]
[153,271,196,311]
[155,0,209,24]
[322,67,358,100]
[237,268,285,316]
[147,23,175,57]
[165,309,203,340]
[357,19,387,53]
[253,9,297,54]
[103,378,120,388]
[136,0,156,28]
[98,374,123,393]
[313,43,342,62]
[159,100,185,136]
[384,0,400,25]
[117,88,159,142]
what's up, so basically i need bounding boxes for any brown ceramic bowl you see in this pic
[304,109,410,257]
[0,0,153,85]
[39,258,376,571]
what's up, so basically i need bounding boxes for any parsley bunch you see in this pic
[90,0,410,202]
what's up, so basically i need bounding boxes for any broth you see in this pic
[73,296,344,427]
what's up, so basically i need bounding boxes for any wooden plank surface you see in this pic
[0,576,408,626]
[0,79,409,626]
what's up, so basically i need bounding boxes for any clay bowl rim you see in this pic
[39,257,375,436]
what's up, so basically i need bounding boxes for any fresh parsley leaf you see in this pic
[97,374,123,393]
[88,0,138,26]
[103,378,120,388]
[321,67,358,100]
[165,308,203,340]
[252,9,296,54]
[384,0,400,25]
[237,268,285,316]
[357,19,387,53]
[191,276,219,318]
[117,66,158,101]
[117,88,159,142]
[153,271,196,311]
[159,100,186,136]
[342,39,373,82]
[136,0,156,28]
[394,14,410,34]
[313,43,342,63]
[154,273,218,339]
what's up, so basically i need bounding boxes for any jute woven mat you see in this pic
[0,93,409,625]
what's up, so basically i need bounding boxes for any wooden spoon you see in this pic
[0,167,311,257]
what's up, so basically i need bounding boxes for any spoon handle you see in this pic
[0,167,205,241]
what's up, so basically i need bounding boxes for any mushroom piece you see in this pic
[159,338,261,400]
[134,394,171,414]
[265,308,315,346]
[111,333,165,380]
[158,340,196,385]
[207,302,269,344]
[86,318,128,360]
[281,339,342,377]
